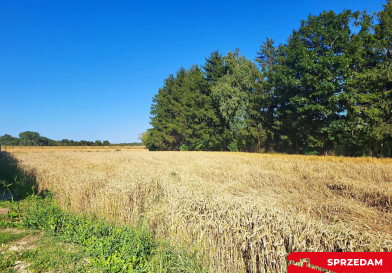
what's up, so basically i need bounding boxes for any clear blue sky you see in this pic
[0,0,386,143]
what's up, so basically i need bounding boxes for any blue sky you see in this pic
[0,0,386,143]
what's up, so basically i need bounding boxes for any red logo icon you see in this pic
[287,252,392,272]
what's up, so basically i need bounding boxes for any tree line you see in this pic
[142,2,392,157]
[0,132,111,146]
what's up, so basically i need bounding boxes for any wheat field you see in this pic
[7,147,392,272]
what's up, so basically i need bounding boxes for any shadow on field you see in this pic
[0,152,37,201]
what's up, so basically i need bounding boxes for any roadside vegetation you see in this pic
[0,152,207,272]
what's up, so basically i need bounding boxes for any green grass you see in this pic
[19,195,207,272]
[1,195,208,272]
[0,229,91,273]
[0,251,19,273]
[24,236,91,272]
[0,153,208,273]
[0,230,26,244]
[0,234,89,272]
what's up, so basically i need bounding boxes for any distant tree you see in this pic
[203,50,227,85]
[268,10,359,155]
[95,140,103,146]
[143,4,391,157]
[212,49,265,151]
[0,132,116,147]
[0,134,20,146]
[144,64,222,151]
[138,133,146,143]
[38,136,57,146]
[103,140,110,146]
[79,140,94,146]
[145,69,188,150]
[202,51,231,150]
[344,3,392,156]
[19,131,41,146]
[60,139,70,146]
[256,37,279,151]
[178,65,221,150]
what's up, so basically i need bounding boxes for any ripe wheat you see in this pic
[9,147,392,272]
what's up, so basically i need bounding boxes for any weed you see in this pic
[8,194,206,272]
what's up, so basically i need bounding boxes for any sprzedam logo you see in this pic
[287,252,392,273]
[327,259,383,267]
